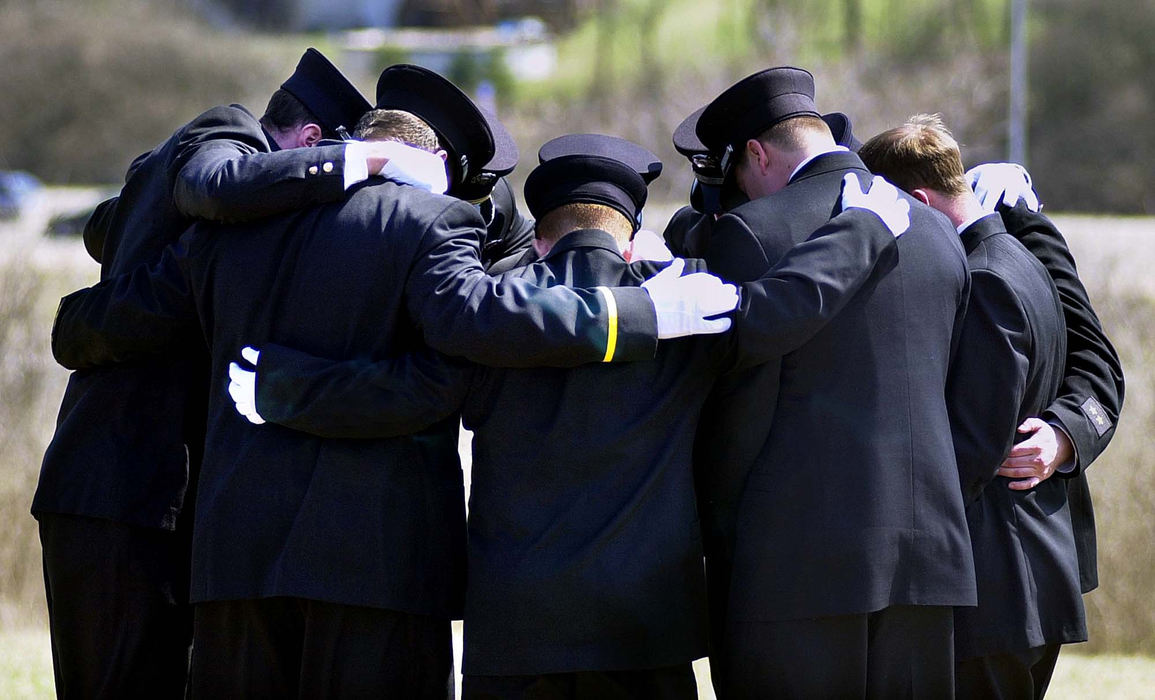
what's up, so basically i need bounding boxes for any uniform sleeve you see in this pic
[404,199,658,367]
[728,207,899,369]
[171,105,349,223]
[947,268,1033,502]
[51,237,201,369]
[82,196,119,264]
[1002,202,1124,473]
[254,343,472,439]
[702,212,772,283]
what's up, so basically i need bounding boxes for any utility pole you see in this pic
[1009,0,1028,165]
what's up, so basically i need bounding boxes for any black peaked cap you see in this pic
[673,106,708,158]
[280,48,372,138]
[821,111,862,151]
[540,133,662,184]
[375,64,495,189]
[452,105,520,201]
[696,67,820,152]
[526,134,660,230]
[676,105,857,159]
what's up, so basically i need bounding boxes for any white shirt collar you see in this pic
[956,211,999,236]
[789,145,850,182]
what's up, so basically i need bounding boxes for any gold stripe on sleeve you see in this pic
[596,286,618,363]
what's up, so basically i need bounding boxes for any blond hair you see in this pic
[353,109,442,153]
[858,113,970,196]
[535,203,633,247]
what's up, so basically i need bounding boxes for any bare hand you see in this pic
[997,417,1072,490]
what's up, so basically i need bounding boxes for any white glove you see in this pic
[625,229,674,262]
[227,346,265,425]
[966,162,1040,212]
[641,258,738,339]
[840,174,910,237]
[377,141,449,194]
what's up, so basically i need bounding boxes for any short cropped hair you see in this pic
[353,109,442,153]
[535,203,632,246]
[858,114,970,196]
[760,115,831,151]
[260,88,322,133]
[737,114,831,169]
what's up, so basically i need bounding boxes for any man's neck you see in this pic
[788,145,850,182]
[937,192,989,231]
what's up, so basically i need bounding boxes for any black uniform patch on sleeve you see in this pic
[1080,397,1112,437]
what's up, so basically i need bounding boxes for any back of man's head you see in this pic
[353,109,443,153]
[758,114,834,155]
[859,114,970,197]
[535,202,633,248]
[260,89,323,136]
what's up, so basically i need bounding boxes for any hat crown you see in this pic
[280,48,371,137]
[697,66,820,152]
[526,134,660,229]
[375,64,495,190]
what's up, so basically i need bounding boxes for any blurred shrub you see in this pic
[0,250,94,628]
[1078,290,1155,654]
[0,0,303,183]
[1030,0,1155,214]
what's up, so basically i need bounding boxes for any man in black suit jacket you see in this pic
[49,77,749,694]
[691,68,975,697]
[205,131,912,699]
[661,105,868,692]
[966,163,1124,597]
[32,47,375,699]
[861,114,1081,698]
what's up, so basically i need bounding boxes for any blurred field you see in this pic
[1,190,1153,695]
[2,626,1153,698]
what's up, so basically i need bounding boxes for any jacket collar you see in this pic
[958,212,1009,254]
[540,229,624,262]
[789,150,869,184]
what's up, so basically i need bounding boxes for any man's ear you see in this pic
[910,188,932,206]
[299,123,323,148]
[437,149,448,162]
[745,138,770,174]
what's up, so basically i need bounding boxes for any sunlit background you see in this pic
[1,0,1152,696]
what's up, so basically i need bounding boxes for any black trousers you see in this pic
[189,597,453,699]
[956,643,1062,700]
[723,605,955,699]
[38,512,193,700]
[463,663,698,700]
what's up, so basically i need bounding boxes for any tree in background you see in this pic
[0,0,301,183]
[1030,0,1155,214]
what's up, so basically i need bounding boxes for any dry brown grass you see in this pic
[0,202,1152,684]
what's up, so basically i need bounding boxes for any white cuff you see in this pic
[343,141,371,190]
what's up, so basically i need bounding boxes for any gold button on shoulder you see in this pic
[322,161,334,173]
[308,165,319,175]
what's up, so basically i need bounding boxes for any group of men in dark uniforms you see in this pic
[34,47,1122,700]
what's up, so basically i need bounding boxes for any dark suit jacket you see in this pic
[949,214,1085,658]
[226,207,902,674]
[49,180,666,616]
[34,104,352,530]
[706,151,977,622]
[1001,203,1124,593]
